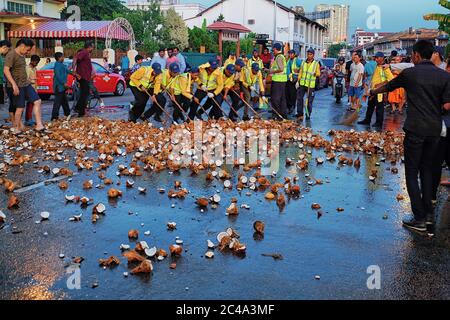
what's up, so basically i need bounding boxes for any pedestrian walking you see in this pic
[286,50,301,114]
[128,62,165,123]
[73,41,94,117]
[151,48,167,70]
[358,52,394,127]
[370,40,450,232]
[0,40,11,114]
[24,54,40,126]
[347,52,365,112]
[267,43,287,120]
[296,48,320,121]
[3,38,44,132]
[51,52,78,121]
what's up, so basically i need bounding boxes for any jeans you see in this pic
[51,91,70,120]
[403,131,441,221]
[75,79,90,116]
[296,85,315,117]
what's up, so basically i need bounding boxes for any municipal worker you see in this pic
[225,59,246,121]
[358,52,394,127]
[216,64,237,120]
[267,43,288,120]
[238,62,265,121]
[286,50,301,114]
[128,62,165,123]
[196,59,224,120]
[296,48,320,121]
[224,53,237,68]
[165,63,193,123]
[247,49,264,70]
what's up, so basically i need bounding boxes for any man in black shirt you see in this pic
[370,40,450,233]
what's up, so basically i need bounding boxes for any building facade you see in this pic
[0,0,66,40]
[352,28,393,47]
[185,0,326,58]
[126,0,206,20]
[313,4,349,47]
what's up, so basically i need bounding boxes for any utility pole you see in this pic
[274,0,277,42]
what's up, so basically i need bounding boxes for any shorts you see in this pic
[348,86,363,99]
[9,84,40,109]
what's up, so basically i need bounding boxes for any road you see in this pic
[0,88,449,300]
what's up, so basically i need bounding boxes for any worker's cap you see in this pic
[307,48,315,54]
[251,63,260,72]
[230,53,236,56]
[208,59,219,69]
[235,59,246,67]
[273,43,282,51]
[190,66,199,73]
[288,50,296,55]
[169,63,180,73]
[253,49,259,53]
[374,51,385,58]
[225,64,236,74]
[152,63,162,74]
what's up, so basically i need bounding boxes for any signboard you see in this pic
[222,31,239,42]
[256,34,270,40]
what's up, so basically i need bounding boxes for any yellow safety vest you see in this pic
[299,60,318,89]
[377,67,387,103]
[247,57,264,70]
[129,66,154,89]
[271,54,287,83]
[204,69,221,91]
[220,68,235,89]
[243,67,259,86]
[169,73,192,96]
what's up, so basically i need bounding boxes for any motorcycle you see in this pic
[334,71,345,104]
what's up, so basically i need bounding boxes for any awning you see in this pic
[207,21,251,33]
[8,21,130,40]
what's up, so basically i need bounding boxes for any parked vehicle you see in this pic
[36,60,127,100]
[334,71,345,104]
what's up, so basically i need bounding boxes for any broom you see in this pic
[341,85,368,126]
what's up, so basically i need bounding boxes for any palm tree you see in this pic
[424,0,450,33]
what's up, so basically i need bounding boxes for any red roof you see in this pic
[207,21,251,33]
[8,21,130,40]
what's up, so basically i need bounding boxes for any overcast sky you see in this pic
[181,0,446,33]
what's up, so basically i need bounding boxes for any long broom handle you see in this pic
[220,93,242,121]
[142,88,175,124]
[191,95,212,121]
[229,89,260,119]
[209,94,229,120]
[167,92,191,120]
[239,88,286,121]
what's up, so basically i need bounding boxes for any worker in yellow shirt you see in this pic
[247,49,264,70]
[165,63,194,123]
[358,51,394,127]
[129,62,165,123]
[212,64,236,120]
[296,48,321,121]
[235,62,265,121]
[196,59,224,120]
[224,59,246,121]
[186,66,203,120]
[224,53,237,68]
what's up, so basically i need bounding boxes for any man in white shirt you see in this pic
[348,52,365,111]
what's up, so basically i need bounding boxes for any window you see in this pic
[7,1,33,15]
[248,19,255,25]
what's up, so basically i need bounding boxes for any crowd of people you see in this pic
[1,38,450,234]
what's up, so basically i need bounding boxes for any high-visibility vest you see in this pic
[169,73,192,96]
[376,66,387,103]
[243,67,259,86]
[299,60,319,88]
[270,54,287,83]
[204,69,221,91]
[129,66,154,89]
[247,57,264,70]
[220,67,235,89]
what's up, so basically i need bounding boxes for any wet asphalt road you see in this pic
[0,88,449,300]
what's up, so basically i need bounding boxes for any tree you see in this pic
[113,2,165,56]
[216,14,225,22]
[424,0,450,58]
[63,0,127,21]
[327,43,352,58]
[424,0,450,34]
[163,8,189,50]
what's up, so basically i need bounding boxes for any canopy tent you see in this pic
[7,21,130,40]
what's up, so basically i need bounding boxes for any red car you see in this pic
[36,60,127,100]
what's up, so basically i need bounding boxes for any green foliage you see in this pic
[217,14,225,22]
[163,8,189,50]
[188,26,218,53]
[424,0,450,34]
[327,43,352,58]
[63,0,127,21]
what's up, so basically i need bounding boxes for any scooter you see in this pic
[334,71,345,104]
